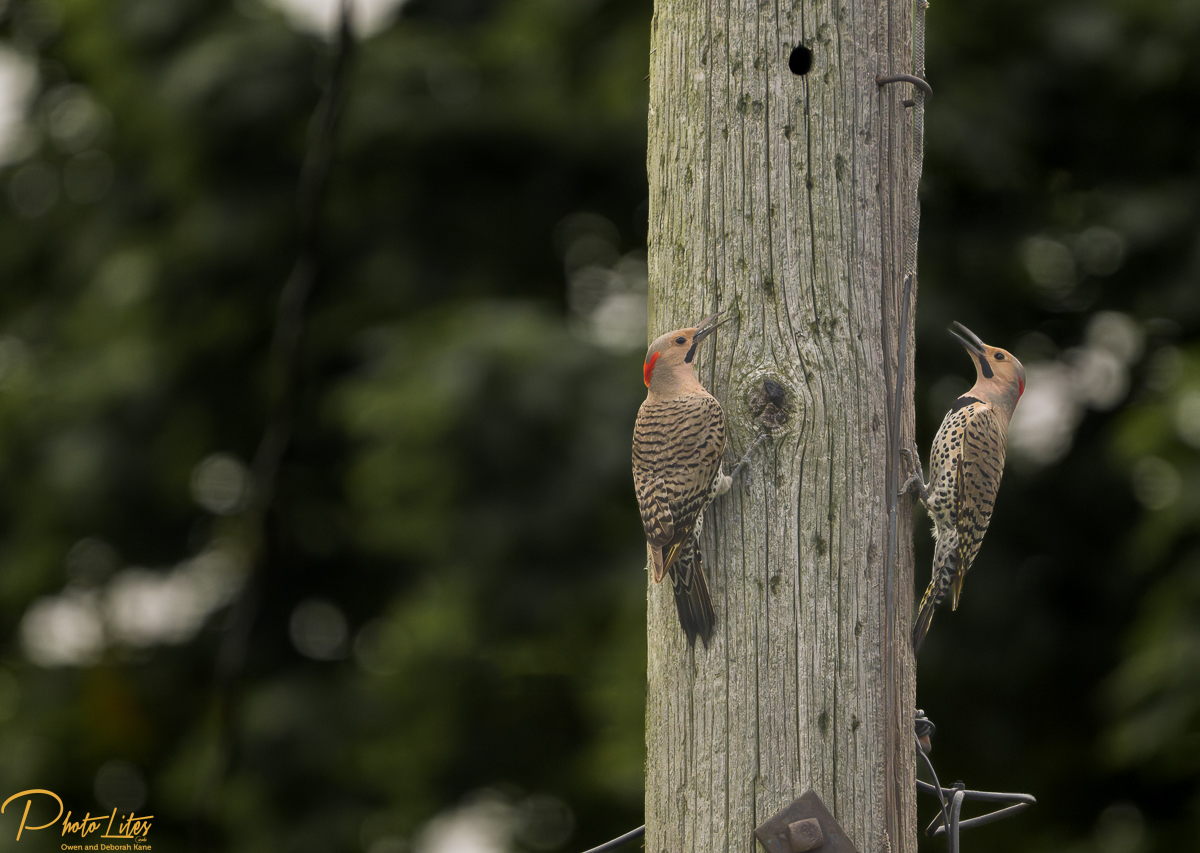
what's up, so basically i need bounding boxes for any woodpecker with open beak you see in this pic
[904,321,1026,653]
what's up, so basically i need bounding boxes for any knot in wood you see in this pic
[750,378,792,430]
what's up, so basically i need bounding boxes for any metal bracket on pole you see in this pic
[754,789,861,853]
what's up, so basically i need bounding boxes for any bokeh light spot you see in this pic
[105,549,243,647]
[20,591,105,667]
[1075,226,1125,276]
[1021,236,1075,297]
[0,47,38,166]
[514,793,575,851]
[66,537,120,586]
[1174,389,1200,448]
[1094,802,1144,853]
[416,791,513,853]
[45,84,108,153]
[7,161,59,218]
[290,597,349,660]
[263,0,408,38]
[1130,456,1181,510]
[190,453,251,515]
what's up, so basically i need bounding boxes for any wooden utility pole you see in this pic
[644,0,925,851]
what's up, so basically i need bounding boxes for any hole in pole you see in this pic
[789,44,812,75]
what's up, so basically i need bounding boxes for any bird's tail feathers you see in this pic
[911,596,936,655]
[912,551,959,654]
[950,565,966,611]
[659,539,685,582]
[669,545,715,647]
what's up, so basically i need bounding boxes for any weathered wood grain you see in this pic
[644,1,923,850]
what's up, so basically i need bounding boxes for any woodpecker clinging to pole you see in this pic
[632,312,755,646]
[903,321,1026,653]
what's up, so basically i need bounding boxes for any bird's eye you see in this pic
[675,336,686,345]
[994,352,1005,360]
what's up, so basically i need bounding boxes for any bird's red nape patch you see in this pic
[1018,378,1025,398]
[643,351,661,386]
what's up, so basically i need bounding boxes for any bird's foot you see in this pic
[713,434,769,498]
[729,433,769,481]
[899,445,930,503]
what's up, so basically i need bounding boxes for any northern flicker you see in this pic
[632,312,748,646]
[903,321,1026,653]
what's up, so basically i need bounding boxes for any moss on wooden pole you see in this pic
[644,0,924,850]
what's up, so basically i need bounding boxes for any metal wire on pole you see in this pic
[914,711,1036,852]
[578,824,645,853]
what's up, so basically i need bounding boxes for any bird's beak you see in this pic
[948,321,987,356]
[693,310,734,343]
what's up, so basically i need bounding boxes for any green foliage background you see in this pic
[0,0,1196,851]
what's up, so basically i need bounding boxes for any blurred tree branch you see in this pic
[219,0,355,683]
[194,2,357,845]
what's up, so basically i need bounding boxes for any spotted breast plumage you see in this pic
[905,322,1026,653]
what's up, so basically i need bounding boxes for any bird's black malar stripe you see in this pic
[684,341,699,363]
[976,354,993,379]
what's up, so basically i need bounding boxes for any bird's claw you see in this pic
[898,445,929,502]
[898,475,920,499]
[730,433,769,480]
